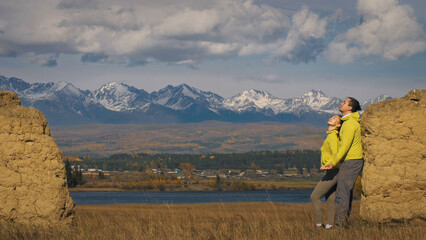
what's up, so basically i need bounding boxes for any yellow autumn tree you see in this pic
[179,162,195,180]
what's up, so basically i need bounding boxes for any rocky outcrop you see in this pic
[0,91,74,225]
[360,89,426,222]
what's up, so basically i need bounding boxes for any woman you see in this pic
[310,115,341,229]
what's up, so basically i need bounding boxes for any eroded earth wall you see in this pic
[360,89,426,222]
[0,91,74,225]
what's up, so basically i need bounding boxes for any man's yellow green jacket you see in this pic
[331,112,363,166]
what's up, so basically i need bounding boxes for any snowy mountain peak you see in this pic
[159,83,208,100]
[370,94,392,102]
[52,81,69,91]
[223,88,342,115]
[91,82,149,111]
[177,83,192,89]
[230,89,275,100]
[50,81,84,96]
[297,89,340,113]
[0,76,31,93]
[245,89,273,98]
[98,82,128,92]
[223,89,283,113]
[0,75,394,126]
[96,82,150,96]
[361,94,392,109]
[177,83,202,99]
[303,89,326,98]
[151,83,224,111]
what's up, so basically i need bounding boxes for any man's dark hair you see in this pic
[348,97,361,112]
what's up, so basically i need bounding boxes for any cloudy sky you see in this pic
[0,0,425,101]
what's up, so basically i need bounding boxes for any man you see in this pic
[321,97,363,227]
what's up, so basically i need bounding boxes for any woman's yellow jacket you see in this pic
[321,129,339,168]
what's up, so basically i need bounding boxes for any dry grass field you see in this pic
[1,202,424,240]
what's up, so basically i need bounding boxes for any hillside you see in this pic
[51,121,324,156]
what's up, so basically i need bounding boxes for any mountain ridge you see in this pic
[0,75,392,126]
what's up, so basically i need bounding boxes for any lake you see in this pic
[70,189,313,205]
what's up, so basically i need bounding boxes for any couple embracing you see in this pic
[310,97,364,229]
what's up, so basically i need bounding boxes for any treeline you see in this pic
[78,150,321,173]
[65,160,85,187]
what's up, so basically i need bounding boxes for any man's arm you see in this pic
[322,122,356,170]
[332,121,356,165]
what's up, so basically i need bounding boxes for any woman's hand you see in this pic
[320,163,334,170]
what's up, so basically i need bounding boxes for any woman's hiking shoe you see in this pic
[324,224,333,229]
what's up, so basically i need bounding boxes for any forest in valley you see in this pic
[71,150,321,173]
[63,149,359,192]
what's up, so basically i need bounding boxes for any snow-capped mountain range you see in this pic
[0,75,392,126]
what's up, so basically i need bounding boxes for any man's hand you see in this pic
[320,163,334,170]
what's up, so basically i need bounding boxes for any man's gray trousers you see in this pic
[335,159,364,226]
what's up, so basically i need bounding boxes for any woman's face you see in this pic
[327,115,341,127]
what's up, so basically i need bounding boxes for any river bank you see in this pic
[68,178,321,192]
[69,189,314,205]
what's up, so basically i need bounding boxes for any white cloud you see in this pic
[324,0,426,64]
[154,8,220,37]
[0,0,295,66]
[57,0,100,10]
[2,0,421,67]
[239,74,284,83]
[328,8,344,24]
[259,74,284,83]
[272,5,328,63]
[25,53,58,67]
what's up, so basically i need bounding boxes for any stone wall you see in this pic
[0,91,74,225]
[360,89,426,222]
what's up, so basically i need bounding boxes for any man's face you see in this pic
[339,98,353,113]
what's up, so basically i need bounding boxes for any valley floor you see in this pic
[51,121,323,156]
